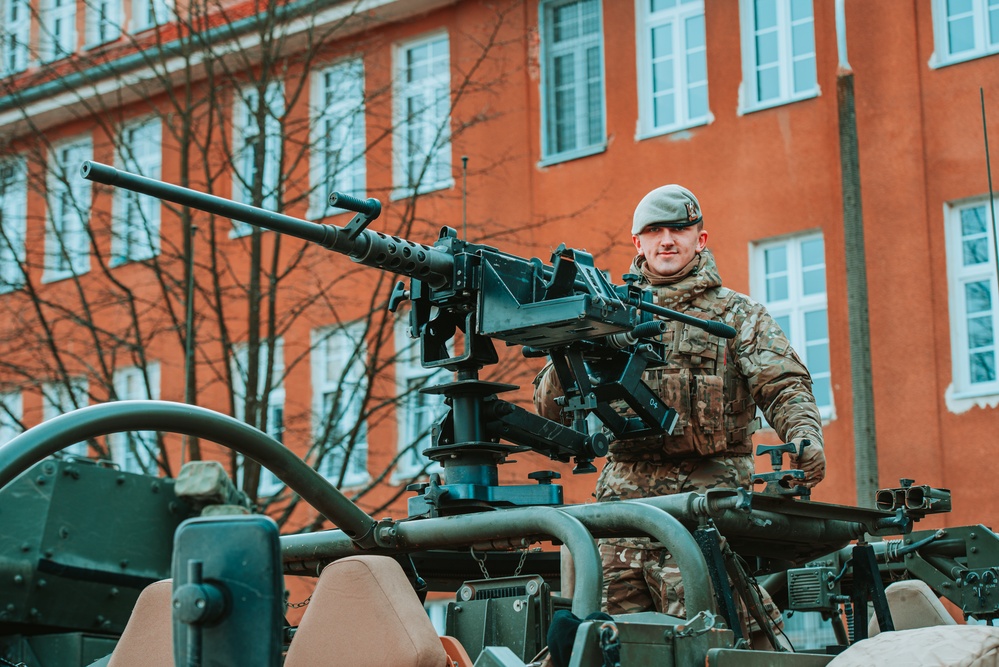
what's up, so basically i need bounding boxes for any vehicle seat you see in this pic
[829,625,999,666]
[106,580,173,667]
[868,579,957,636]
[284,555,451,667]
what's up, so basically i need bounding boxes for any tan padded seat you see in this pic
[829,625,999,667]
[284,555,449,667]
[107,580,174,667]
[869,579,958,636]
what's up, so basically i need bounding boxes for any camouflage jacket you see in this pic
[534,249,823,462]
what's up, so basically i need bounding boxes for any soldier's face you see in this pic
[632,223,708,277]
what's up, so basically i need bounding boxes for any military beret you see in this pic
[631,184,703,235]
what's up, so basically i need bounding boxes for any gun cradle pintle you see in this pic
[80,161,734,512]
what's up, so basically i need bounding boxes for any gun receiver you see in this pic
[81,161,735,515]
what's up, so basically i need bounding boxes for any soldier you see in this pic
[534,184,825,641]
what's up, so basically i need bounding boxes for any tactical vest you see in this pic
[608,286,760,463]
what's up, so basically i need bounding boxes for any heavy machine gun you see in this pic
[78,161,735,515]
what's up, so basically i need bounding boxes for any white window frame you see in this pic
[311,323,368,487]
[42,377,89,458]
[393,317,446,480]
[113,117,162,265]
[635,0,711,139]
[750,231,834,420]
[44,137,92,283]
[539,0,607,165]
[738,0,818,113]
[0,0,30,75]
[232,81,284,236]
[930,0,999,68]
[0,389,21,447]
[944,198,999,400]
[0,156,27,294]
[392,31,453,198]
[309,58,366,219]
[231,339,286,497]
[39,0,77,62]
[84,0,122,47]
[109,363,160,473]
[131,0,169,31]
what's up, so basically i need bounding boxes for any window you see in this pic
[45,138,92,282]
[113,118,161,264]
[393,33,452,196]
[945,199,999,398]
[751,233,833,419]
[310,58,366,218]
[636,0,709,137]
[0,156,26,294]
[394,317,447,479]
[0,390,21,446]
[231,339,285,496]
[739,0,817,112]
[0,0,29,75]
[85,0,122,46]
[109,363,160,473]
[540,0,605,164]
[42,378,89,458]
[132,0,168,31]
[312,323,368,487]
[39,0,76,61]
[232,82,284,235]
[931,0,999,66]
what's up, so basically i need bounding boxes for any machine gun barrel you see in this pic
[80,161,454,289]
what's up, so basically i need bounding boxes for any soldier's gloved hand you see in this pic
[789,439,825,488]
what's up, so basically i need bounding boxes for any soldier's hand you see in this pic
[789,439,825,487]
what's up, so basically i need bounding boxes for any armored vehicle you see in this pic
[1,163,996,666]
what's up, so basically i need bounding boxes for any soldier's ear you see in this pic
[632,234,642,252]
[696,229,708,252]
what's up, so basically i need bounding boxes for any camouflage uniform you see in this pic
[534,249,822,642]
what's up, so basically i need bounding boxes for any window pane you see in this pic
[655,94,676,126]
[687,83,708,119]
[804,309,827,342]
[757,66,780,102]
[652,24,673,59]
[792,22,814,57]
[802,267,825,296]
[966,281,992,314]
[790,0,812,21]
[947,0,973,14]
[963,238,990,266]
[687,49,706,83]
[553,3,579,42]
[685,14,704,49]
[767,276,788,302]
[754,0,777,30]
[580,0,599,35]
[961,206,987,235]
[812,375,832,408]
[990,7,999,45]
[756,32,779,65]
[651,0,676,11]
[793,56,816,94]
[765,245,787,273]
[968,315,995,348]
[774,314,792,336]
[970,351,997,383]
[806,341,830,375]
[654,60,675,92]
[801,237,824,266]
[948,16,976,54]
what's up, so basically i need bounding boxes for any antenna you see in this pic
[462,155,469,241]
[982,88,998,282]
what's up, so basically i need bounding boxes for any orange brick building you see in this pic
[0,0,997,540]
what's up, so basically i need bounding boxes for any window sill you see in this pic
[538,142,606,168]
[738,88,820,116]
[929,49,999,70]
[636,116,711,142]
[42,267,88,284]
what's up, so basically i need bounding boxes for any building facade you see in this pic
[0,0,996,538]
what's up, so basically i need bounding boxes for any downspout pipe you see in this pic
[836,0,879,506]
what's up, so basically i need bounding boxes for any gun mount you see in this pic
[79,161,735,516]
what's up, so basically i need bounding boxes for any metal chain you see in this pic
[0,656,27,667]
[287,594,312,609]
[470,546,490,579]
[513,545,531,577]
[598,622,621,667]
